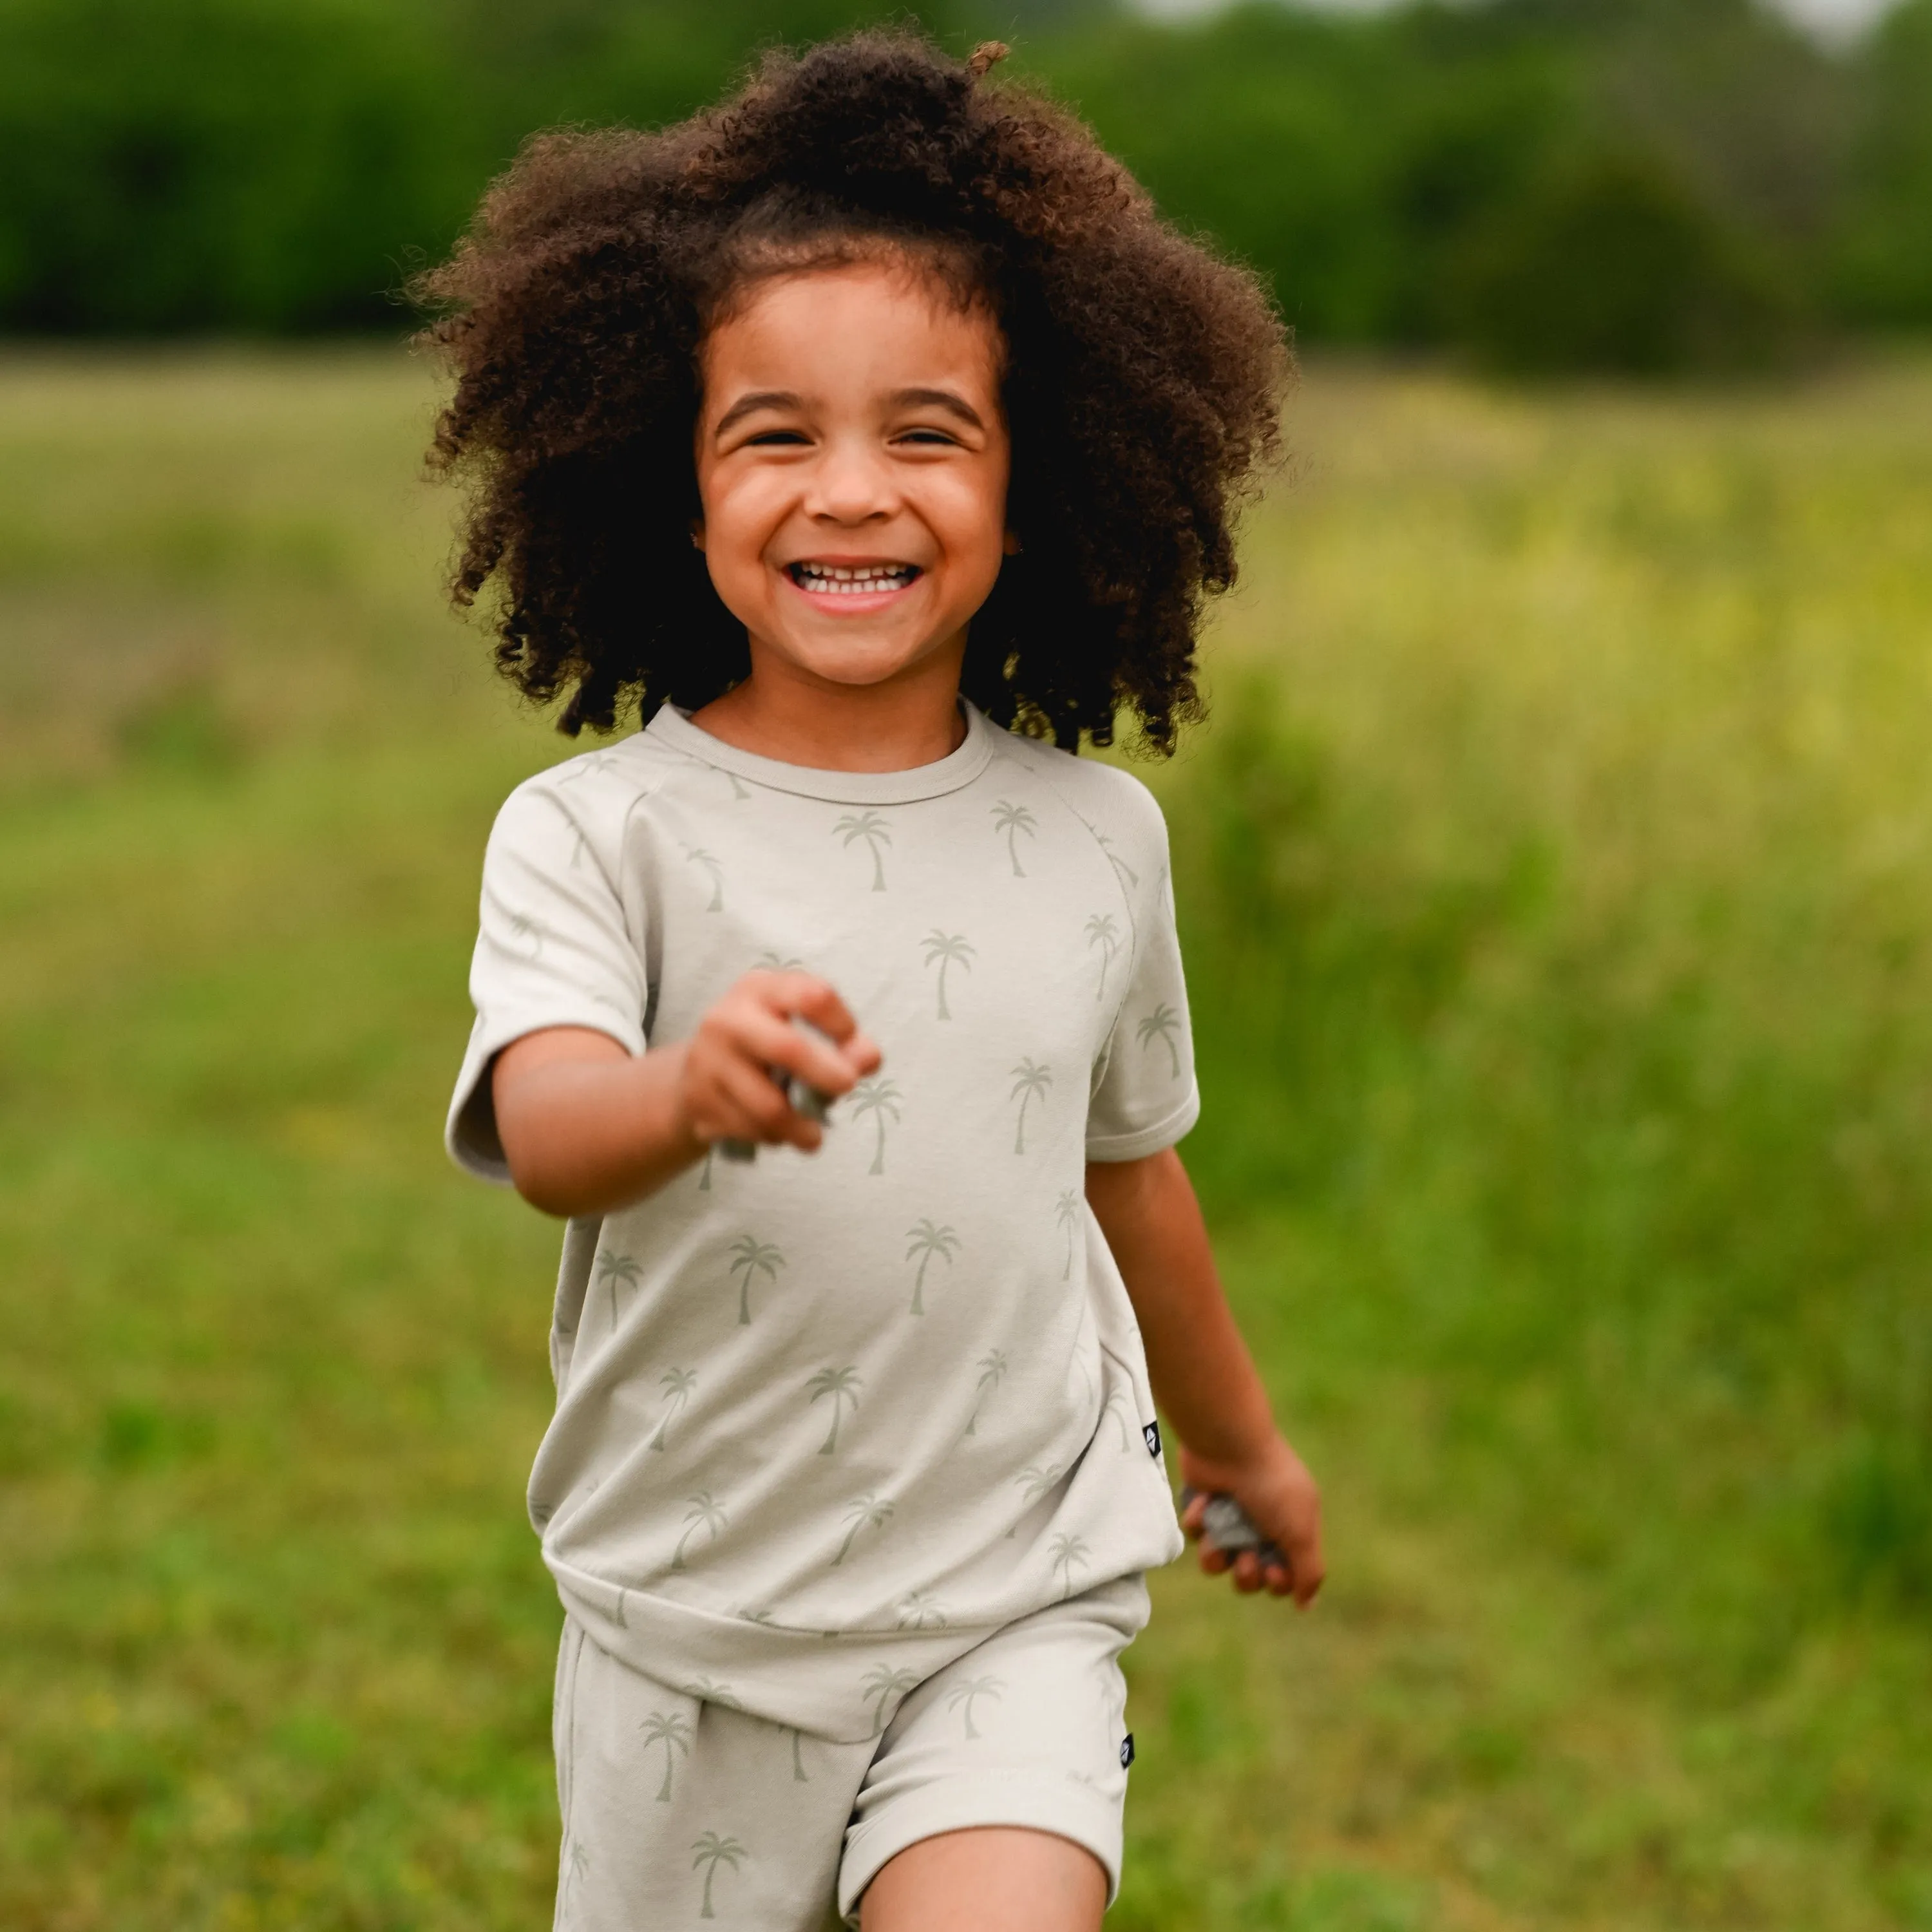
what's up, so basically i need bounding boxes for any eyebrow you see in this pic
[710,385,987,438]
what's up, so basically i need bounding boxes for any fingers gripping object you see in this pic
[717,1073,833,1164]
[1179,1484,1288,1573]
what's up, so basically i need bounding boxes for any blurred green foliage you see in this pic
[0,0,1927,370]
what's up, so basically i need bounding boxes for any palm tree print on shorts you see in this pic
[862,1663,920,1736]
[1050,1532,1093,1600]
[947,1674,1004,1740]
[595,1249,643,1325]
[1009,1059,1052,1153]
[650,1367,697,1450]
[727,1235,785,1325]
[1084,913,1121,1003]
[904,1219,960,1315]
[833,1491,895,1566]
[849,1077,903,1176]
[691,1832,746,1919]
[683,845,724,912]
[895,1589,948,1629]
[964,1349,1007,1436]
[808,1365,862,1454]
[835,810,893,891]
[685,1676,741,1708]
[670,1492,727,1571]
[1055,1189,1082,1280]
[639,1709,692,1802]
[991,799,1037,876]
[1135,1002,1184,1079]
[921,930,974,1019]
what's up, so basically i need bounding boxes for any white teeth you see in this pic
[793,563,916,594]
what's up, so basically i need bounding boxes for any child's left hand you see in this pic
[1179,1436,1325,1608]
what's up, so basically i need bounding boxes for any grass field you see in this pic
[1,346,1929,1931]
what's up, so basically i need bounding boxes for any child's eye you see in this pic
[896,428,959,447]
[746,430,810,446]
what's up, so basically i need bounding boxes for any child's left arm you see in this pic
[1086,1146,1325,1607]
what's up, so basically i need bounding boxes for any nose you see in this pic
[804,433,896,526]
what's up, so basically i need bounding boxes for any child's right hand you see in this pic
[677,971,880,1154]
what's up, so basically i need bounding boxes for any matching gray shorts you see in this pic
[552,1573,1149,1929]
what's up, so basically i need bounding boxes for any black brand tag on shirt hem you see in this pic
[1142,1420,1162,1459]
[1120,1732,1135,1768]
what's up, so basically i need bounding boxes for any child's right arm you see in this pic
[491,971,881,1218]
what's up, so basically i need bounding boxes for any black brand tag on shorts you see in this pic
[1120,1732,1135,1768]
[1142,1420,1162,1460]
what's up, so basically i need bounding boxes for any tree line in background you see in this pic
[0,0,1927,373]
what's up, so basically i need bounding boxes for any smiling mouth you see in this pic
[786,562,922,596]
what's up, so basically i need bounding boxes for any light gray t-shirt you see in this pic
[448,700,1195,1739]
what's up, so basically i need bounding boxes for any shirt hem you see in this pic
[1083,1083,1201,1163]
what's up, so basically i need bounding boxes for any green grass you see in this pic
[1,346,1928,1931]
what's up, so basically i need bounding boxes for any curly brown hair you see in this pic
[414,30,1287,753]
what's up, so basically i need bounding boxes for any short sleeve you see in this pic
[446,776,649,1183]
[1083,782,1200,1161]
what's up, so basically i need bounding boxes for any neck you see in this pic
[690,634,969,772]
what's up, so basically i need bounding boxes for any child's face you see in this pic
[694,260,1013,699]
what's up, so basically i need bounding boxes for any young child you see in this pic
[424,33,1323,1931]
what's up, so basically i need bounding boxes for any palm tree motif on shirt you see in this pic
[849,1077,903,1175]
[596,1249,643,1325]
[1135,1003,1184,1079]
[727,1236,785,1325]
[1100,1386,1134,1452]
[650,1367,697,1450]
[670,1492,727,1571]
[1095,830,1139,889]
[964,1349,1008,1436]
[640,1709,692,1803]
[685,1676,741,1708]
[506,911,545,958]
[991,799,1037,876]
[1010,1463,1061,1530]
[1050,1533,1093,1600]
[904,1219,960,1316]
[835,810,893,891]
[684,845,724,912]
[568,826,590,870]
[723,768,752,802]
[833,1491,895,1566]
[895,1589,948,1629]
[921,931,975,1019]
[862,1663,920,1737]
[1084,913,1121,1003]
[808,1365,862,1454]
[1009,1059,1052,1154]
[947,1674,1005,1741]
[755,950,805,971]
[691,1832,746,1920]
[1055,1189,1082,1280]
[563,1837,591,1911]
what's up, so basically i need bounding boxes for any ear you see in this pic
[690,520,707,554]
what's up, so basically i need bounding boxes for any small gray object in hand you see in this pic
[1180,1484,1287,1569]
[718,1073,833,1164]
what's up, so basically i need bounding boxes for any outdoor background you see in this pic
[1,1,1929,1927]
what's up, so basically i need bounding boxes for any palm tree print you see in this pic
[862,1663,920,1736]
[670,1492,727,1571]
[834,811,893,891]
[1009,1059,1052,1153]
[691,1832,746,1919]
[1100,1387,1134,1452]
[563,1837,591,1911]
[904,1219,960,1316]
[849,1077,903,1176]
[685,1676,741,1708]
[506,911,545,958]
[1135,1002,1184,1079]
[727,1235,786,1325]
[833,1492,895,1566]
[1050,1532,1093,1600]
[1084,913,1121,1003]
[639,1709,692,1803]
[895,1589,948,1629]
[723,768,752,802]
[964,1349,1007,1436]
[947,1674,1004,1741]
[807,1365,863,1454]
[755,949,805,971]
[788,1727,810,1782]
[921,930,975,1019]
[1017,1463,1061,1506]
[1055,1189,1082,1280]
[650,1367,697,1450]
[596,1249,643,1325]
[684,845,724,912]
[991,799,1037,876]
[1095,830,1139,889]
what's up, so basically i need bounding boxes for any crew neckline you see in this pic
[645,699,998,804]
